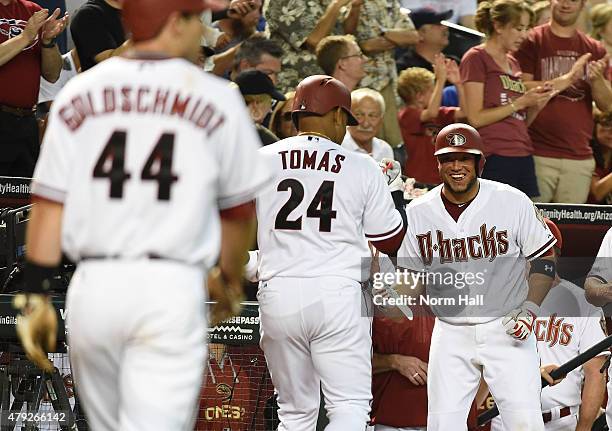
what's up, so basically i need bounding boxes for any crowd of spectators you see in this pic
[1,0,612,204]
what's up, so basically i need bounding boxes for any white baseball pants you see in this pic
[258,276,372,431]
[491,407,578,431]
[66,260,207,431]
[427,318,544,431]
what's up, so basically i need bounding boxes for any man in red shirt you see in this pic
[515,0,612,204]
[0,0,67,177]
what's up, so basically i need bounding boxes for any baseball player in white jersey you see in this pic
[395,123,557,431]
[13,0,271,430]
[584,227,612,428]
[489,218,608,431]
[254,75,407,431]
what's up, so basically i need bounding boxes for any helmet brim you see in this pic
[434,147,483,157]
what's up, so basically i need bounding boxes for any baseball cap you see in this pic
[123,0,227,42]
[235,70,286,101]
[410,8,453,29]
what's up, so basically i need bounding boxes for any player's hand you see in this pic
[540,364,564,386]
[392,354,428,385]
[41,8,69,44]
[13,294,57,372]
[379,158,404,193]
[208,267,245,327]
[22,9,49,43]
[502,301,539,341]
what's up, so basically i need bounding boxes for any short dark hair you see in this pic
[315,35,355,75]
[233,35,283,71]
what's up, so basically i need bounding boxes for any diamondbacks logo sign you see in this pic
[216,383,232,401]
[445,132,466,147]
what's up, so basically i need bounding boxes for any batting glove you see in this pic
[13,293,57,372]
[502,301,539,341]
[379,158,404,193]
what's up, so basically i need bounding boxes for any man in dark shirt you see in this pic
[396,8,452,73]
[70,0,129,71]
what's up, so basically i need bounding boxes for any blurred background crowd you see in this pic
[2,0,612,205]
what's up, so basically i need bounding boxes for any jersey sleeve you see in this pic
[396,207,427,272]
[215,89,272,210]
[579,305,608,357]
[517,196,556,261]
[31,92,77,203]
[362,159,403,242]
[588,228,612,283]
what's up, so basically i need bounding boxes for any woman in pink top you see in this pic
[460,0,554,197]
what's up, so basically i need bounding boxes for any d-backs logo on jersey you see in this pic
[534,314,574,347]
[417,224,509,265]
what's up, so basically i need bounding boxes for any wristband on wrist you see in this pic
[23,261,56,294]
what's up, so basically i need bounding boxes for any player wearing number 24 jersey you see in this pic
[254,75,406,431]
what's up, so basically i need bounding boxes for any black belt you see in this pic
[0,104,35,117]
[542,406,571,423]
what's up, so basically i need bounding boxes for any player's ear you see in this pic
[334,107,346,127]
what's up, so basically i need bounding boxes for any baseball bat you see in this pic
[477,334,612,426]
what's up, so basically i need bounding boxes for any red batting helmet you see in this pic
[122,0,225,42]
[543,218,563,251]
[291,75,359,129]
[434,123,486,174]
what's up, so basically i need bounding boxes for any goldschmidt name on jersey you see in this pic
[56,86,226,136]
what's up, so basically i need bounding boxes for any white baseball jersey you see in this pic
[398,179,556,324]
[33,56,270,268]
[535,279,608,411]
[256,134,403,282]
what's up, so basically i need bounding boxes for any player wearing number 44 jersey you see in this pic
[253,75,406,431]
[396,123,557,431]
[14,0,272,430]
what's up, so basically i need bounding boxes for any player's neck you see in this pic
[441,180,480,204]
[298,131,333,142]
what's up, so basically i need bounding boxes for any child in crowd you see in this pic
[397,55,465,187]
